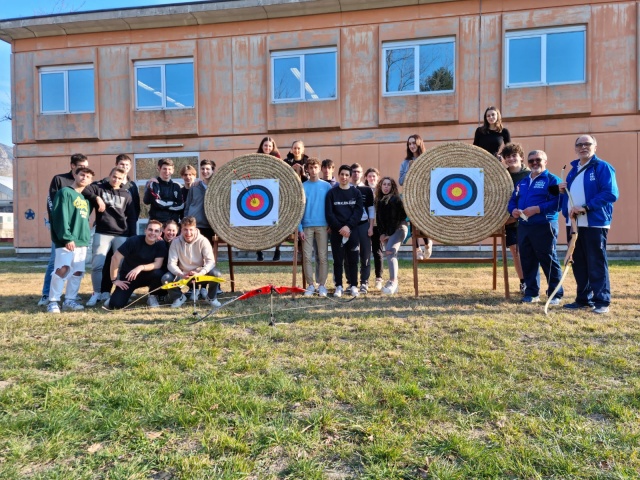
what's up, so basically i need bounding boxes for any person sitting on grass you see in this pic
[298,157,332,298]
[106,219,168,310]
[166,216,221,308]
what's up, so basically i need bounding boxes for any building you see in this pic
[0,0,637,253]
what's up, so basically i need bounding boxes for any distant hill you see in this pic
[0,143,13,177]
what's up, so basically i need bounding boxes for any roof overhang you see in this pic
[0,0,455,43]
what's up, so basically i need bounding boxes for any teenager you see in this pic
[473,106,511,158]
[285,140,309,182]
[256,137,282,260]
[143,158,183,223]
[351,163,374,293]
[38,154,89,306]
[325,165,363,297]
[47,167,94,313]
[107,220,168,310]
[375,177,409,295]
[365,167,384,290]
[321,158,337,187]
[299,157,332,297]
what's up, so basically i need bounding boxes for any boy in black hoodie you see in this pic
[325,165,363,298]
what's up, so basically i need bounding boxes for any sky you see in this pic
[0,0,201,147]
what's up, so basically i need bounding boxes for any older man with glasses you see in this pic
[508,150,564,305]
[559,135,619,314]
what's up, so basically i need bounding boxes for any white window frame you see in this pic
[505,25,586,88]
[134,58,195,110]
[270,47,338,104]
[133,151,199,234]
[382,37,456,97]
[39,64,95,114]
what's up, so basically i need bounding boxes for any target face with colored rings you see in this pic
[237,185,274,220]
[436,174,478,211]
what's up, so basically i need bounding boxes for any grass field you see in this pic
[1,258,639,479]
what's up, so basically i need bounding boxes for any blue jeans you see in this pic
[568,226,610,308]
[518,222,563,299]
[41,242,56,297]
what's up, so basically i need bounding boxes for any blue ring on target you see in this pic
[237,185,274,221]
[436,174,478,211]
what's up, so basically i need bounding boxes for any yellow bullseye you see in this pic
[250,197,261,207]
[451,187,463,197]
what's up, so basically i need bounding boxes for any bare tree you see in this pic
[34,0,86,15]
[385,49,414,92]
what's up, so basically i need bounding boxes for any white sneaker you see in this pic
[100,292,111,302]
[416,248,425,260]
[38,295,49,307]
[349,286,359,297]
[171,294,187,308]
[63,299,85,311]
[304,284,316,297]
[374,278,383,290]
[103,298,110,309]
[425,239,433,259]
[359,284,368,294]
[147,295,160,308]
[86,292,102,307]
[200,287,208,300]
[381,281,398,295]
[334,286,343,298]
[47,301,60,313]
[209,298,221,307]
[318,285,328,297]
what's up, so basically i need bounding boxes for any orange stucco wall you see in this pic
[9,0,640,248]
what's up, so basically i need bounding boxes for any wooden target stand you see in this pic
[213,233,305,293]
[411,227,510,299]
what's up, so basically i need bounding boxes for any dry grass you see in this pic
[0,258,639,479]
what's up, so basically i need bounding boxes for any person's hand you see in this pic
[558,182,567,194]
[338,226,350,238]
[65,241,76,251]
[368,226,373,237]
[113,279,130,290]
[299,231,306,241]
[511,209,521,219]
[570,205,586,218]
[380,234,389,243]
[126,265,144,281]
[522,206,540,218]
[96,196,106,213]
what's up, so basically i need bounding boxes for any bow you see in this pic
[192,284,308,325]
[105,274,227,311]
[545,166,578,314]
[161,275,225,290]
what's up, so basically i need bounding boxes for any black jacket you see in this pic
[376,195,407,236]
[83,180,136,236]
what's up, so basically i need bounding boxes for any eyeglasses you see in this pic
[575,142,593,148]
[528,158,543,164]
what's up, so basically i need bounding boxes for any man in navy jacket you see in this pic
[508,150,563,304]
[560,134,619,314]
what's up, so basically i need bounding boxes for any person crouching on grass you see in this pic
[106,220,168,310]
[166,216,222,308]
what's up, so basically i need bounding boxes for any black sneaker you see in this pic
[272,248,281,262]
[563,302,595,310]
[257,251,264,261]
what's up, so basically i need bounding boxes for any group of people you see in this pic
[39,110,619,314]
[474,107,618,314]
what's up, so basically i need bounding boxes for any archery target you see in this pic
[237,185,273,220]
[430,168,484,216]
[230,179,279,226]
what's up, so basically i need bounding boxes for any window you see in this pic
[382,38,455,96]
[40,65,95,114]
[135,59,194,110]
[271,48,337,103]
[505,26,586,87]
[133,152,199,234]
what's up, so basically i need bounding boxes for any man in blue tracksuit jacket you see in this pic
[559,134,619,314]
[508,150,563,304]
